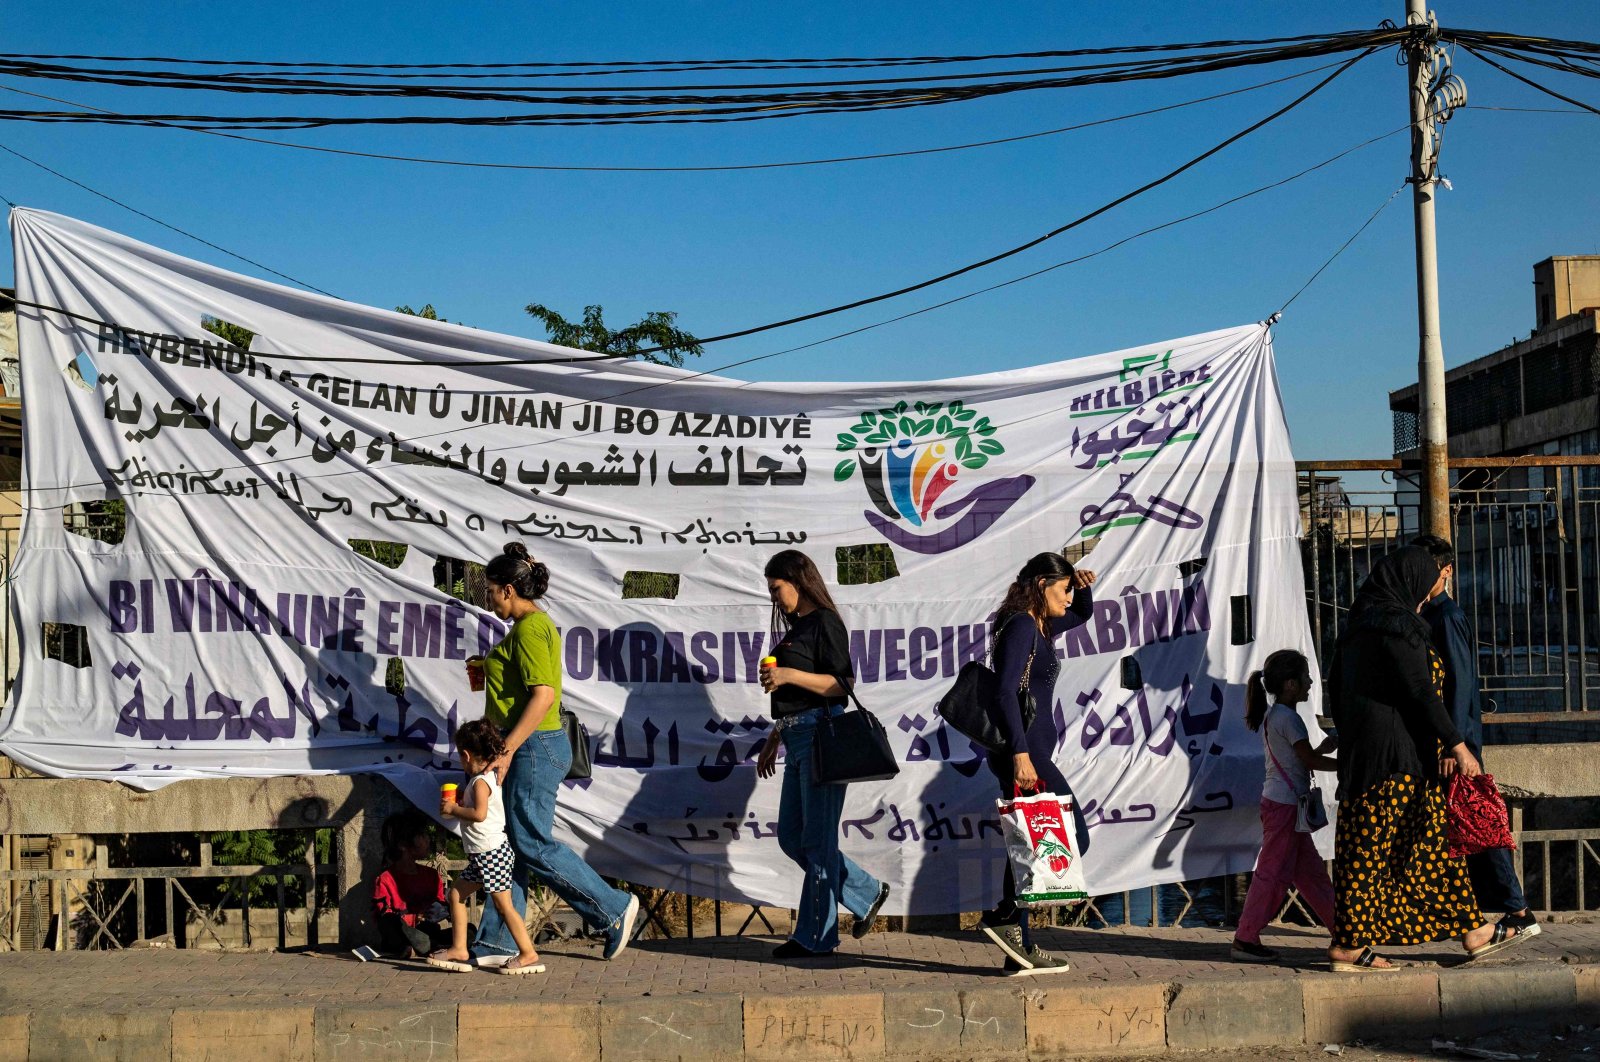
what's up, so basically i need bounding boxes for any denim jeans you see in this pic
[471,727,629,956]
[777,706,884,952]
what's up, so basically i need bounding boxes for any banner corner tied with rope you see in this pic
[1,207,1317,914]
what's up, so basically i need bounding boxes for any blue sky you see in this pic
[2,1,1597,461]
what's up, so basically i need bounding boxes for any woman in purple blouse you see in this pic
[976,552,1097,975]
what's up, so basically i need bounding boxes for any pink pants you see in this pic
[1235,798,1337,944]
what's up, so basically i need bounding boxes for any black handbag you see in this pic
[561,707,592,781]
[811,679,900,785]
[936,616,1037,753]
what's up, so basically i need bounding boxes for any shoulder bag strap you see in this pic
[992,613,1038,691]
[1262,705,1306,797]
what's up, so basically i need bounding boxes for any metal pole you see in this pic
[1407,0,1455,536]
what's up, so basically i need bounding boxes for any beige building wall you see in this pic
[1533,255,1600,330]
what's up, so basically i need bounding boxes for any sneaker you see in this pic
[1230,939,1279,963]
[1009,944,1071,976]
[603,894,641,960]
[976,917,1033,969]
[852,882,891,940]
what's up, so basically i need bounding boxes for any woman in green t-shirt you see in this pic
[468,542,639,964]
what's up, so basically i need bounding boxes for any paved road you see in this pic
[0,920,1592,1012]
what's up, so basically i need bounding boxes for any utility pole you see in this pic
[1405,0,1465,537]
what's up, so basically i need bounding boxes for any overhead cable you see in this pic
[0,141,336,296]
[0,62,1338,174]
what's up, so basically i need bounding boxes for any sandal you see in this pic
[1467,921,1531,961]
[500,956,547,976]
[1329,947,1401,973]
[425,953,475,973]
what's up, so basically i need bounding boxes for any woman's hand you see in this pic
[759,665,791,694]
[1013,751,1039,791]
[1072,569,1097,590]
[1451,743,1482,778]
[756,736,780,779]
[488,753,511,785]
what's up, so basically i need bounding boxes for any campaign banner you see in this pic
[1,207,1318,913]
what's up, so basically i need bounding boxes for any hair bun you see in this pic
[502,541,532,563]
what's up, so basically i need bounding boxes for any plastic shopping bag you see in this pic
[997,787,1088,907]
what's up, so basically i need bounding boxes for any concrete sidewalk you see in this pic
[0,920,1595,1059]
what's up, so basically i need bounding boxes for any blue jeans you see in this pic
[471,728,630,956]
[777,706,884,952]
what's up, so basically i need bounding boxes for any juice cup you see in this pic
[465,656,485,692]
[440,783,458,804]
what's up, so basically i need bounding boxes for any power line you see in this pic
[0,62,1340,174]
[0,31,1385,74]
[0,31,1401,130]
[0,141,337,296]
[7,51,1372,371]
[1276,182,1406,315]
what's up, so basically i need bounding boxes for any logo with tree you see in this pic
[834,399,1032,555]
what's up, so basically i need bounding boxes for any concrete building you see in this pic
[1388,258,1600,711]
[1390,257,1600,467]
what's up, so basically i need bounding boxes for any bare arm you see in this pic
[490,685,556,782]
[444,778,492,824]
[1291,738,1338,774]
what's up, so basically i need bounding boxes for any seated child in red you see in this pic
[373,810,450,958]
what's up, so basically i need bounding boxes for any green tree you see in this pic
[201,315,254,349]
[525,303,703,367]
[396,304,447,321]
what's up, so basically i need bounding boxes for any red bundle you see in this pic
[1445,773,1517,858]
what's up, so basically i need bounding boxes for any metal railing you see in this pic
[1300,456,1600,722]
[0,840,333,952]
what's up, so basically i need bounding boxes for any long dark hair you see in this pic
[763,550,840,632]
[485,541,549,600]
[992,552,1075,647]
[1246,648,1308,732]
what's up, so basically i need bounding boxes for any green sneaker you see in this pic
[977,918,1033,969]
[1010,945,1071,976]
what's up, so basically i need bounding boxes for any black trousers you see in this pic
[377,915,452,958]
[983,733,1091,926]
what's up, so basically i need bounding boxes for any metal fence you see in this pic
[1300,456,1600,724]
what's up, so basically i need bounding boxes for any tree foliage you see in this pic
[396,304,447,321]
[201,315,254,349]
[525,303,703,367]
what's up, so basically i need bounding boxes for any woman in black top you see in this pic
[1327,546,1516,970]
[976,552,1097,975]
[756,550,890,958]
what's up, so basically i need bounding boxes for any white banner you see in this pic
[2,208,1318,914]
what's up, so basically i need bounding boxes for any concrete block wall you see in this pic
[4,962,1595,1060]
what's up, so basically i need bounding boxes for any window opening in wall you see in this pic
[622,572,680,600]
[836,544,899,586]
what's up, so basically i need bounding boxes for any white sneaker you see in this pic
[603,894,641,960]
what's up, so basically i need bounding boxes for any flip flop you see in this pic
[500,957,547,976]
[1467,921,1532,960]
[1330,947,1401,973]
[425,955,475,973]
